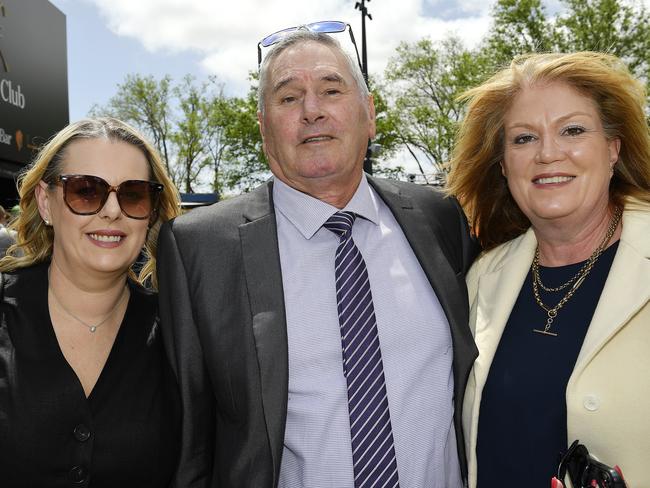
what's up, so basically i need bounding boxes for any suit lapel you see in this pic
[239,181,288,482]
[367,176,480,418]
[573,206,650,372]
[368,178,465,329]
[471,231,536,388]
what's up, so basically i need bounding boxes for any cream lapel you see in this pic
[465,228,537,469]
[572,205,650,373]
[471,229,537,384]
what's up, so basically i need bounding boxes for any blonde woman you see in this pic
[448,52,650,487]
[0,118,181,487]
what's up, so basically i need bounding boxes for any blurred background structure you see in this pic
[0,0,68,208]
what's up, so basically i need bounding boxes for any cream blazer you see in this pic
[462,202,650,488]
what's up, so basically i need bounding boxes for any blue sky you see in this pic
[49,0,649,124]
[50,0,501,122]
[50,0,207,121]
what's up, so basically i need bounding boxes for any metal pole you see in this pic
[360,2,368,81]
[355,0,373,173]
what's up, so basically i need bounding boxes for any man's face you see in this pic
[258,41,375,201]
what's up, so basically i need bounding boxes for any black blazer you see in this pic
[0,263,181,488]
[158,177,479,488]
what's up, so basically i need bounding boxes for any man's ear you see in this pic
[367,94,376,139]
[257,110,268,155]
[257,111,265,140]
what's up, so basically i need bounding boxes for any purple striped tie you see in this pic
[324,211,400,488]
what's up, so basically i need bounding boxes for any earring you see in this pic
[44,218,51,226]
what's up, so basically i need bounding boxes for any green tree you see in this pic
[204,94,230,195]
[369,83,406,180]
[220,85,269,192]
[483,0,553,68]
[554,0,650,83]
[90,74,173,175]
[171,75,213,193]
[482,0,650,87]
[93,74,262,194]
[381,37,489,176]
[379,0,650,180]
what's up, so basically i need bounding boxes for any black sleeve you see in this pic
[157,221,215,488]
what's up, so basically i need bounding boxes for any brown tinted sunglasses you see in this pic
[55,174,163,220]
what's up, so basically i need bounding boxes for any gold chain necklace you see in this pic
[532,206,622,337]
[534,207,623,293]
[535,255,595,292]
[48,266,129,333]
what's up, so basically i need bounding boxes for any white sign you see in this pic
[0,127,12,145]
[1,78,25,109]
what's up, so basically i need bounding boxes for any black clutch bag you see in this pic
[554,440,627,488]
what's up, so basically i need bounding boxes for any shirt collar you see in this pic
[272,175,380,239]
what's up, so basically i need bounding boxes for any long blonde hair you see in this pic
[0,117,180,289]
[446,51,650,250]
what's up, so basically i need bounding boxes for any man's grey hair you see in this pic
[257,30,370,113]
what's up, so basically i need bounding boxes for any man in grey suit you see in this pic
[158,27,478,488]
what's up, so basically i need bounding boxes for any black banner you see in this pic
[0,0,68,171]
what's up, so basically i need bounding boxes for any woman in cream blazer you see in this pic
[463,203,650,487]
[447,52,650,487]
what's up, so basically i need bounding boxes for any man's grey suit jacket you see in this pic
[158,176,479,488]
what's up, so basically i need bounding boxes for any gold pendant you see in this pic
[534,309,558,336]
[533,328,558,337]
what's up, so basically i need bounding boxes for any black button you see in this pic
[73,424,91,442]
[68,465,87,484]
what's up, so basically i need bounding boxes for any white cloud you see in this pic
[87,0,492,95]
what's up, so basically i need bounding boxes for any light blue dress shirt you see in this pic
[274,176,462,488]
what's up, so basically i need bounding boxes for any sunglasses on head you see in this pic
[257,20,362,71]
[55,174,163,220]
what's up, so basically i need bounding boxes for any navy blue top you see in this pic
[476,241,619,487]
